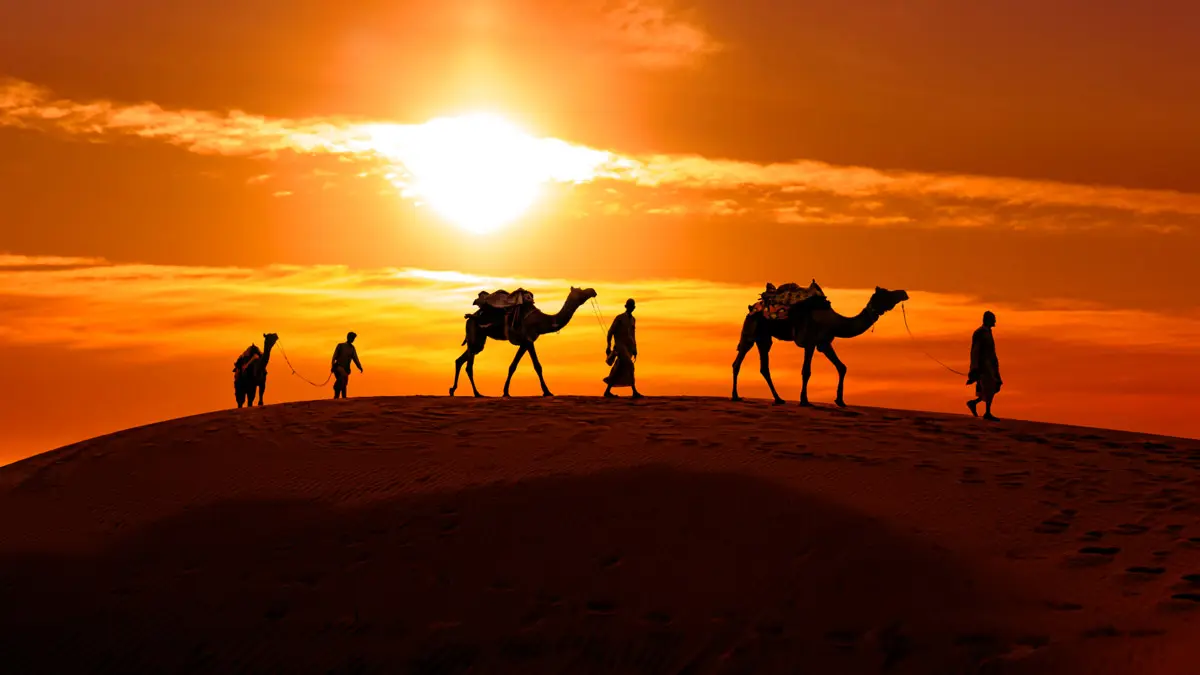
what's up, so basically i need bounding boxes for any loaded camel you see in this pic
[233,332,279,408]
[732,286,909,406]
[450,287,598,398]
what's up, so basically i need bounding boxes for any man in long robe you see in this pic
[966,311,1001,420]
[604,298,643,399]
[331,331,364,399]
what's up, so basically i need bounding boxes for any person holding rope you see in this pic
[331,332,364,399]
[966,311,1002,420]
[603,298,643,399]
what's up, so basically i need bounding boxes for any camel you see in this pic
[450,287,598,398]
[234,333,279,408]
[731,287,909,406]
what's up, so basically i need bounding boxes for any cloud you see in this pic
[598,1,721,69]
[5,79,1200,230]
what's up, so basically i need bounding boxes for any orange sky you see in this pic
[2,0,1200,464]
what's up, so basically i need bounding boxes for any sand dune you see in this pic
[3,397,1200,674]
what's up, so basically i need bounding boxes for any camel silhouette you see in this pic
[234,333,279,408]
[450,287,597,398]
[732,287,909,406]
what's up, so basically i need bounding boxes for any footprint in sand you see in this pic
[642,611,672,625]
[586,600,616,615]
[1067,546,1120,567]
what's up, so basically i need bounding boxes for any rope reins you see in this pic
[276,341,334,387]
[589,297,608,339]
[900,303,969,378]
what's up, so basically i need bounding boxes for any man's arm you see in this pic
[331,345,340,370]
[351,346,363,372]
[606,316,617,352]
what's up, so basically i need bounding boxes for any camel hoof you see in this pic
[449,388,456,397]
[731,395,742,403]
[473,392,486,398]
[542,392,554,398]
[772,399,786,406]
[799,401,813,408]
[834,399,847,408]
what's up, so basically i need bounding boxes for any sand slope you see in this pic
[2,397,1200,674]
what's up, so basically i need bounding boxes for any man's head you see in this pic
[983,311,996,328]
[347,331,358,343]
[625,298,636,313]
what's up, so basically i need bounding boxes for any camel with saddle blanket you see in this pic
[233,333,279,408]
[451,286,598,398]
[732,281,908,407]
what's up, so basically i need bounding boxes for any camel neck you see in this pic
[831,304,881,339]
[538,295,585,333]
[261,343,274,365]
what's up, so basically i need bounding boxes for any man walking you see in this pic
[604,298,644,399]
[967,311,1001,420]
[331,331,364,399]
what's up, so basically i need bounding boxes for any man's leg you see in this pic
[967,398,979,416]
[983,392,997,420]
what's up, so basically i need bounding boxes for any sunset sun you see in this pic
[363,113,613,234]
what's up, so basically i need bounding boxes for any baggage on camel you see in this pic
[468,288,537,339]
[748,279,828,320]
[233,344,262,376]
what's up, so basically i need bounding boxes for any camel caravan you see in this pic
[230,280,916,409]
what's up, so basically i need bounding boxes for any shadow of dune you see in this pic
[1,465,1035,674]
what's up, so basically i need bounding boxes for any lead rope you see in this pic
[589,297,608,338]
[277,341,334,387]
[901,303,970,377]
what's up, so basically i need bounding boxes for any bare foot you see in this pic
[604,391,617,398]
[983,413,999,421]
[632,392,645,400]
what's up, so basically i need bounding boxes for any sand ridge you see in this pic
[2,396,1200,673]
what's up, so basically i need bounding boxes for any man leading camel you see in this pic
[967,311,1002,420]
[604,298,643,399]
[331,332,364,399]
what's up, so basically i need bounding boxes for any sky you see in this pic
[2,0,1200,464]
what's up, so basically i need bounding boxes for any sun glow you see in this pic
[360,113,615,234]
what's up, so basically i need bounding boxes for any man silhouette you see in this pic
[331,332,364,399]
[604,298,643,399]
[967,311,1001,420]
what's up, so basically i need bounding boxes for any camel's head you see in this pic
[868,287,909,314]
[569,286,598,304]
[263,332,280,348]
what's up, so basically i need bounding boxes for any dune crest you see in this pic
[3,397,1200,674]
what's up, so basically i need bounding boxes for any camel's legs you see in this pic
[756,339,786,405]
[731,343,752,401]
[236,387,246,408]
[465,353,483,397]
[451,349,470,396]
[257,381,266,406]
[799,345,816,406]
[502,344,529,397]
[527,342,552,396]
[818,343,848,407]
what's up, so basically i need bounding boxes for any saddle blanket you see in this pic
[748,281,826,319]
[474,288,535,310]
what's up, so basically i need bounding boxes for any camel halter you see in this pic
[900,303,969,377]
[277,340,334,387]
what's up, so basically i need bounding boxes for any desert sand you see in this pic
[2,396,1200,674]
